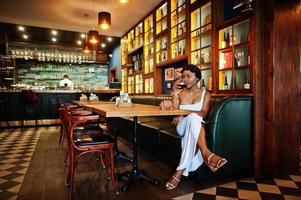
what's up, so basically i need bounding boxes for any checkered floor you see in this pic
[174,175,301,200]
[0,128,41,200]
[0,128,300,200]
[174,147,301,200]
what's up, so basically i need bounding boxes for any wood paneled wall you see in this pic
[254,0,300,177]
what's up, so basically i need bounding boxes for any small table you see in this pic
[84,103,190,191]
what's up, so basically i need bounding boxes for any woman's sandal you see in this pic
[165,175,180,191]
[206,153,228,173]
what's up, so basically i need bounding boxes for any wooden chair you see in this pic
[59,104,104,166]
[63,108,119,198]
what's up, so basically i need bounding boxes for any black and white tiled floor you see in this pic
[174,175,301,200]
[0,128,300,200]
[174,147,301,200]
[0,128,41,200]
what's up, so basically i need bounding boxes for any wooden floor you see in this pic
[17,127,221,200]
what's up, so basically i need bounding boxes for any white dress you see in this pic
[176,90,206,176]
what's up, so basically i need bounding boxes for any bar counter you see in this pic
[0,89,120,121]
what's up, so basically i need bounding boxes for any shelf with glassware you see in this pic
[144,14,155,93]
[218,18,251,92]
[16,60,108,90]
[156,1,168,36]
[190,1,212,90]
[170,0,187,60]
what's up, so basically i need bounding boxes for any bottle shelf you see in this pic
[218,18,251,92]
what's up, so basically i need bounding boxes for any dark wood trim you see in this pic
[254,0,301,177]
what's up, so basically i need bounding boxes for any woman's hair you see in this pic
[181,64,202,80]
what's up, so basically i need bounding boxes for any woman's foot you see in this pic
[165,171,183,191]
[204,152,228,172]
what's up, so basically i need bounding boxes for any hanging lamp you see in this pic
[98,11,111,29]
[88,30,99,44]
[83,42,91,53]
[119,0,128,3]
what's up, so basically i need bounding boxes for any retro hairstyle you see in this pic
[181,64,202,81]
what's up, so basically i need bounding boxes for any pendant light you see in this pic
[98,11,111,29]
[83,44,91,53]
[88,30,99,44]
[87,0,99,44]
[119,0,128,3]
[98,0,111,30]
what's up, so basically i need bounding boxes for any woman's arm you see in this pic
[160,78,184,110]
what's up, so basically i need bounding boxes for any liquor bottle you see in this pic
[179,24,183,36]
[208,76,212,90]
[244,76,250,89]
[226,32,230,47]
[222,31,227,48]
[201,79,206,90]
[224,75,229,90]
[163,51,166,61]
[194,52,199,64]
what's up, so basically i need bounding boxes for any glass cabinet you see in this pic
[127,75,135,94]
[144,14,154,75]
[135,73,143,93]
[190,2,212,90]
[170,0,186,59]
[156,2,168,35]
[121,36,128,66]
[144,77,154,93]
[155,35,169,65]
[121,68,128,92]
[144,14,155,93]
[127,29,135,52]
[218,18,251,91]
[135,22,143,49]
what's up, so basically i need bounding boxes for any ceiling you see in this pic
[0,22,121,54]
[0,0,162,37]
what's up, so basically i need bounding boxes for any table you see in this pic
[83,103,190,191]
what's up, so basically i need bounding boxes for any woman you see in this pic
[160,65,227,190]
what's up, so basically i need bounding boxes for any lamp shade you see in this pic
[88,30,99,44]
[82,43,91,53]
[98,12,111,29]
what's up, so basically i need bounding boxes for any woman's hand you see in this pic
[171,78,185,97]
[172,116,180,125]
[160,100,173,110]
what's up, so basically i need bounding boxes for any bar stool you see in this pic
[0,100,9,127]
[21,90,38,127]
[62,108,119,198]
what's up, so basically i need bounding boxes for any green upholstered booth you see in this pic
[107,96,253,181]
